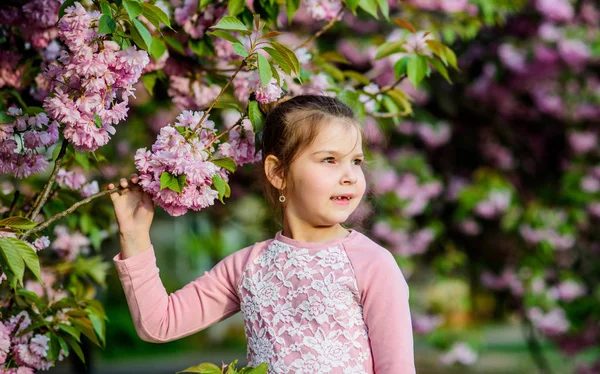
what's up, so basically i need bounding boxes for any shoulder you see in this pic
[343,230,397,267]
[343,231,409,292]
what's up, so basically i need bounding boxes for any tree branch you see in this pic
[27,139,69,221]
[21,186,122,240]
[294,7,344,51]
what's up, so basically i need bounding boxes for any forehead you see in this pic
[307,118,362,152]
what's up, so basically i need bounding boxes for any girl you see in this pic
[108,95,415,373]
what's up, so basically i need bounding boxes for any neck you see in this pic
[282,217,349,243]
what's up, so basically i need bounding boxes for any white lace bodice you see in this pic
[237,239,373,373]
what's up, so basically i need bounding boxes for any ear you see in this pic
[264,154,286,190]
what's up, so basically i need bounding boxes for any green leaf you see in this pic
[346,0,360,14]
[8,238,43,284]
[58,0,76,19]
[375,41,405,60]
[262,47,292,75]
[0,112,15,124]
[132,18,153,51]
[59,323,81,342]
[344,70,370,85]
[123,0,143,19]
[98,14,116,34]
[359,0,379,19]
[16,289,42,305]
[246,363,269,374]
[337,90,365,119]
[150,37,167,60]
[228,0,245,17]
[141,73,157,96]
[57,336,69,358]
[321,51,349,64]
[0,216,38,230]
[392,18,416,33]
[394,56,409,79]
[286,0,300,23]
[189,37,216,57]
[73,151,90,172]
[210,16,250,34]
[198,0,211,10]
[164,36,186,55]
[257,53,273,88]
[100,1,112,16]
[269,42,300,74]
[386,88,412,116]
[0,238,25,286]
[160,171,187,194]
[232,43,249,58]
[71,318,101,347]
[212,158,237,173]
[377,0,389,20]
[177,362,222,374]
[429,57,452,83]
[212,174,231,204]
[62,335,85,364]
[207,30,242,45]
[93,114,102,129]
[25,106,45,115]
[407,54,427,87]
[141,2,171,29]
[87,312,106,346]
[248,100,265,132]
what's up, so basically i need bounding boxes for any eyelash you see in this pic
[322,157,364,165]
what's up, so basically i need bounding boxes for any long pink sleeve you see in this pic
[344,235,416,374]
[113,243,258,343]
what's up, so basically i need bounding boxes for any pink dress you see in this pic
[113,230,415,373]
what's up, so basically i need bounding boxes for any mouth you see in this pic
[331,194,353,205]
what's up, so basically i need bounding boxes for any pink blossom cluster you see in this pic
[51,226,91,261]
[412,314,443,334]
[580,167,600,194]
[234,70,284,105]
[536,0,574,22]
[396,121,452,149]
[303,0,343,21]
[217,119,261,166]
[474,190,511,219]
[481,268,524,296]
[135,111,225,216]
[168,76,221,110]
[56,168,100,198]
[0,108,59,179]
[527,307,570,336]
[0,51,26,90]
[0,311,57,372]
[409,0,477,14]
[548,280,586,302]
[43,3,149,152]
[394,174,443,216]
[174,0,226,39]
[439,342,478,366]
[519,224,575,250]
[25,269,68,303]
[569,130,598,155]
[0,0,61,49]
[372,221,435,257]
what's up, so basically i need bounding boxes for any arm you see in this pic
[361,251,416,373]
[113,244,244,343]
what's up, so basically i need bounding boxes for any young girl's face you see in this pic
[284,118,366,228]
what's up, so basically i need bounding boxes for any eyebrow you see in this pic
[312,150,364,158]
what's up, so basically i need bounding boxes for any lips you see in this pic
[331,194,353,202]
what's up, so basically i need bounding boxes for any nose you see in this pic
[341,163,358,185]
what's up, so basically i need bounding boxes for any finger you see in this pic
[108,183,114,190]
[119,178,128,188]
[131,175,139,184]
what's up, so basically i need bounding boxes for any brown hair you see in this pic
[259,95,362,220]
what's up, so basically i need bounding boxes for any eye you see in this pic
[353,159,364,166]
[322,157,335,164]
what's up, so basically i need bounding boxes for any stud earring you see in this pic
[279,195,286,203]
